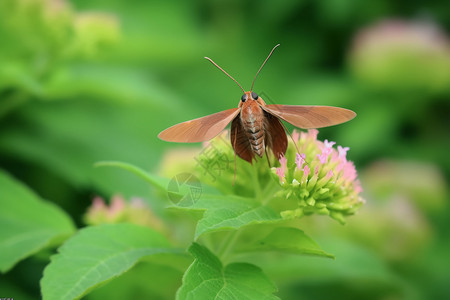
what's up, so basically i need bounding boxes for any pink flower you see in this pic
[336,162,344,174]
[91,197,106,211]
[267,128,364,223]
[354,180,363,194]
[326,170,334,179]
[343,161,357,182]
[317,153,328,164]
[279,155,287,172]
[276,155,288,182]
[324,139,336,148]
[315,139,336,164]
[295,153,306,170]
[303,165,310,178]
[308,129,319,140]
[276,168,285,181]
[292,130,300,142]
[84,195,166,232]
[109,195,126,217]
[338,146,350,160]
[300,165,311,184]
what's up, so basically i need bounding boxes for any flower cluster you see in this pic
[164,128,364,223]
[273,129,364,224]
[349,19,450,93]
[84,195,166,232]
[0,0,120,77]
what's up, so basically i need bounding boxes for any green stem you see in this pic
[252,166,262,199]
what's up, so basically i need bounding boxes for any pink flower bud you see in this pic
[295,153,306,170]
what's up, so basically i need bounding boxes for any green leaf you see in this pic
[45,64,185,108]
[95,162,279,240]
[239,227,334,258]
[87,253,192,300]
[0,170,75,273]
[94,160,171,195]
[0,98,192,199]
[171,195,282,239]
[177,243,279,300]
[244,239,409,298]
[41,223,180,300]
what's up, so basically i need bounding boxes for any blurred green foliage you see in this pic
[0,0,449,299]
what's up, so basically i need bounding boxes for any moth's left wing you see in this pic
[263,111,287,159]
[158,108,240,143]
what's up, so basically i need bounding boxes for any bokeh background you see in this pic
[0,0,449,299]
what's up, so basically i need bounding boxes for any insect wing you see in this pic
[262,105,356,129]
[230,116,254,163]
[263,111,288,159]
[158,108,240,143]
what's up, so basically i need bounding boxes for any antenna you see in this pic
[251,44,280,92]
[204,57,245,94]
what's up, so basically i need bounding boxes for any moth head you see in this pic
[240,91,258,104]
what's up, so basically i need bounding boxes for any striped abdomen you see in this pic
[240,102,265,157]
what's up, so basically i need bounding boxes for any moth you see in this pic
[158,44,356,163]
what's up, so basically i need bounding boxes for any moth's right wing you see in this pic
[158,108,240,143]
[262,105,356,129]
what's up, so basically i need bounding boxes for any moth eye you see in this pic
[251,92,258,100]
[241,94,248,102]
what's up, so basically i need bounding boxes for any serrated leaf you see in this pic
[177,243,279,300]
[239,227,334,258]
[0,170,75,272]
[171,195,282,239]
[95,162,279,238]
[41,223,179,300]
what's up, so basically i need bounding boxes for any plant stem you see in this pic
[252,166,262,200]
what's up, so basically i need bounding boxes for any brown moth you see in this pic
[158,44,356,163]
